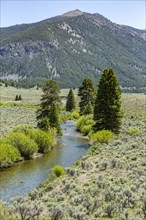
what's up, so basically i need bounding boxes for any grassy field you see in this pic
[0,86,79,136]
[0,106,37,137]
[0,86,146,219]
[0,86,42,105]
[0,85,145,136]
[121,93,146,121]
[0,85,78,105]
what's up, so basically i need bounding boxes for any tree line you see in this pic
[36,68,123,135]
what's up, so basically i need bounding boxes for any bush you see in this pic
[69,110,80,120]
[0,201,14,220]
[0,102,4,106]
[29,129,55,153]
[128,127,141,135]
[76,116,86,131]
[12,125,55,153]
[86,119,95,126]
[0,143,22,168]
[81,125,92,136]
[60,112,69,123]
[90,130,114,144]
[76,115,94,134]
[13,124,33,134]
[52,165,65,177]
[7,132,38,159]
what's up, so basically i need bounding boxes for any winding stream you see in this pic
[0,121,88,202]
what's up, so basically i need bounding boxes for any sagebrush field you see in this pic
[0,86,78,136]
[0,85,145,219]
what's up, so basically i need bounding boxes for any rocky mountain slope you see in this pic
[0,10,146,88]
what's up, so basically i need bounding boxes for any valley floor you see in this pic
[0,93,145,219]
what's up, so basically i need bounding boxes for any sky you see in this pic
[1,0,146,29]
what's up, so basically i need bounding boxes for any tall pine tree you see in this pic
[78,78,96,115]
[49,102,62,135]
[36,80,62,133]
[93,68,123,133]
[66,89,76,112]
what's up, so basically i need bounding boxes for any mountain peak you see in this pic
[62,9,84,17]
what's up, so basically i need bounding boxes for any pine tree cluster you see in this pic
[15,95,22,101]
[36,68,122,136]
[79,68,123,133]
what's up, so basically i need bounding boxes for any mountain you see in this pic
[63,9,84,17]
[0,10,146,89]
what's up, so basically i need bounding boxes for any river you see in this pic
[0,121,88,202]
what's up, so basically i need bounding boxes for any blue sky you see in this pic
[1,0,145,29]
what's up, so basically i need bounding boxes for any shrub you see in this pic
[0,201,5,219]
[12,125,55,153]
[76,115,91,129]
[86,119,95,126]
[0,102,4,106]
[52,165,65,177]
[0,143,22,168]
[76,116,86,131]
[29,129,55,153]
[69,110,80,120]
[128,127,141,135]
[7,132,38,159]
[76,115,94,134]
[90,130,114,144]
[81,125,92,136]
[13,124,33,134]
[0,201,15,220]
[60,112,69,123]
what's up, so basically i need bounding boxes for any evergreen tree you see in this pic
[15,95,19,101]
[18,95,22,100]
[93,68,123,133]
[36,80,62,133]
[37,117,50,131]
[11,81,15,87]
[36,80,61,120]
[66,89,76,112]
[78,78,96,115]
[49,102,62,135]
